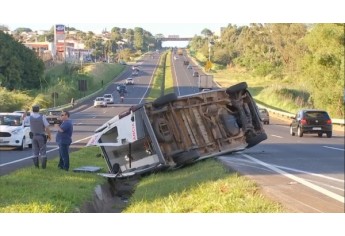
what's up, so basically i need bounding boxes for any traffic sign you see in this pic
[205,60,212,71]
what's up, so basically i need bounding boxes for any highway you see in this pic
[1,51,344,212]
[0,52,160,175]
[171,50,345,213]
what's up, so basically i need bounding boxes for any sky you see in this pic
[2,0,343,48]
[1,0,343,36]
[2,22,229,47]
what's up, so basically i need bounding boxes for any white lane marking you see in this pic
[221,157,344,183]
[272,164,344,183]
[271,134,283,138]
[323,146,344,151]
[139,59,160,104]
[0,136,92,167]
[240,152,345,203]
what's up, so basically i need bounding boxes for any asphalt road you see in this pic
[171,52,345,213]
[218,114,344,213]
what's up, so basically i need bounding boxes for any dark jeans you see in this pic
[58,143,70,171]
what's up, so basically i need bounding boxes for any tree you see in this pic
[134,27,144,51]
[201,28,213,37]
[300,24,344,117]
[0,31,44,90]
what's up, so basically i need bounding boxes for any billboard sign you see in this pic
[55,24,65,54]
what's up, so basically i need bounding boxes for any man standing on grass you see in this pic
[55,111,73,171]
[24,104,52,169]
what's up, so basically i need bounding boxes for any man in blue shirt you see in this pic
[55,111,73,171]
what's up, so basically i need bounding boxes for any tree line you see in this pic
[190,23,344,117]
[1,23,344,117]
[0,31,45,90]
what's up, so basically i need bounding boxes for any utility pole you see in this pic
[208,38,214,62]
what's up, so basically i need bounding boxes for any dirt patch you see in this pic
[76,176,140,213]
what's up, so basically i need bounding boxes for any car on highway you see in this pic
[125,78,134,85]
[0,112,32,150]
[259,108,270,125]
[13,111,31,116]
[193,71,199,77]
[290,109,332,138]
[87,82,267,179]
[132,70,139,76]
[94,97,107,107]
[103,94,114,104]
[46,110,62,125]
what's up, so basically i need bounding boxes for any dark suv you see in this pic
[290,109,332,138]
[46,110,63,125]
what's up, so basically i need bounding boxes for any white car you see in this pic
[94,97,107,107]
[103,94,114,104]
[0,113,32,150]
[132,70,138,76]
[125,78,134,85]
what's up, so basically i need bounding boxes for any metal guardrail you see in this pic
[258,105,344,126]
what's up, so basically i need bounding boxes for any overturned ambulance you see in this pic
[86,82,267,178]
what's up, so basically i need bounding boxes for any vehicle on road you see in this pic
[193,71,199,77]
[13,111,31,116]
[103,94,114,104]
[184,60,189,65]
[132,70,139,76]
[125,78,134,85]
[259,108,270,125]
[94,97,107,108]
[117,84,127,93]
[290,109,332,138]
[0,113,32,150]
[198,74,213,91]
[86,82,267,179]
[46,110,62,125]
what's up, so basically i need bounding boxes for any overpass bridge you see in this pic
[156,35,193,41]
[159,37,193,41]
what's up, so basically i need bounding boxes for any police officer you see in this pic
[24,105,52,169]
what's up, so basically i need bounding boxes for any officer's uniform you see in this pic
[25,105,51,169]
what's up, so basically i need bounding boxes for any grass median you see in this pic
[0,146,284,213]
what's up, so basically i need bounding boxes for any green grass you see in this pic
[0,146,284,212]
[164,51,175,94]
[1,62,126,112]
[0,147,107,213]
[146,51,168,101]
[125,159,284,213]
[209,68,312,114]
